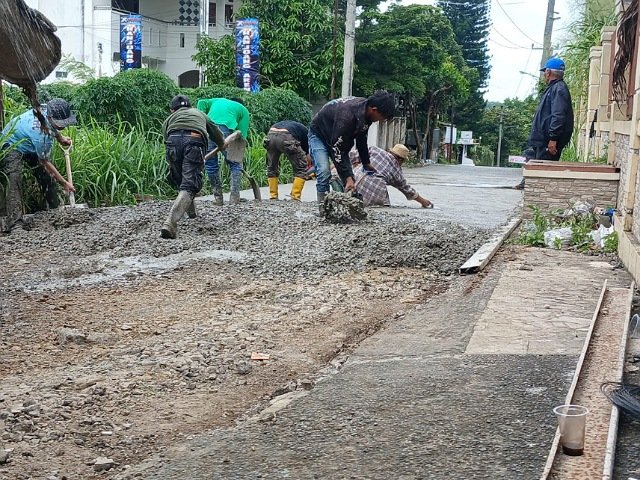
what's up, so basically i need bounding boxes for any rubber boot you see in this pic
[268,177,279,200]
[161,191,192,239]
[229,170,241,205]
[290,177,305,201]
[186,198,197,218]
[209,173,224,206]
[317,191,327,217]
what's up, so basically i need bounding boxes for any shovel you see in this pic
[59,144,87,208]
[204,131,261,201]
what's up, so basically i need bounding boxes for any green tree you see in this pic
[436,0,491,133]
[192,35,237,87]
[477,96,538,166]
[354,4,470,158]
[235,0,338,99]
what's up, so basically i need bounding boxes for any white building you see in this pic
[24,0,240,86]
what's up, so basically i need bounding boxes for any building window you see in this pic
[55,71,68,79]
[208,2,216,27]
[180,32,185,48]
[224,2,233,27]
[148,27,153,46]
[112,0,139,13]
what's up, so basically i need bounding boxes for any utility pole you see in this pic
[97,43,103,78]
[330,0,339,99]
[540,0,556,70]
[496,107,505,167]
[341,0,356,97]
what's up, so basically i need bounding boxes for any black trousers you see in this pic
[165,132,206,194]
[23,152,59,209]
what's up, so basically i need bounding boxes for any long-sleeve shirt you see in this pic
[309,97,373,181]
[162,107,225,146]
[528,79,574,148]
[196,98,250,139]
[352,146,418,206]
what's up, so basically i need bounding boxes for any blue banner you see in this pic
[235,18,260,93]
[120,15,142,71]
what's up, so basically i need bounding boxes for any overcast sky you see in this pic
[388,0,575,102]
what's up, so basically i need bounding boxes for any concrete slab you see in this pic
[197,164,524,229]
[466,250,629,355]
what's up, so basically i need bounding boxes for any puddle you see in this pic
[19,249,247,292]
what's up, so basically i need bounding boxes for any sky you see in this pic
[392,0,575,102]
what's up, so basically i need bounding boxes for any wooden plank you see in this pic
[459,217,520,274]
[602,281,635,480]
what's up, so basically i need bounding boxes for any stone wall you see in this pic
[616,133,631,210]
[524,177,618,218]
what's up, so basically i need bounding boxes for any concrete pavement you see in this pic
[198,164,523,229]
[125,165,633,479]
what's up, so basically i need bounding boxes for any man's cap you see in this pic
[540,57,565,72]
[390,144,410,160]
[170,95,191,110]
[46,99,77,128]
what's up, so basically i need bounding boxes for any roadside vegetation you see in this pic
[1,69,310,210]
[515,205,618,254]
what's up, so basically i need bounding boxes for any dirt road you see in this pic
[0,199,487,479]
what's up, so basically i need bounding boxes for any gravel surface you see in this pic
[0,199,490,479]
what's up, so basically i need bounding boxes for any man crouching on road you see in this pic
[349,144,433,208]
[160,95,226,239]
[1,98,76,233]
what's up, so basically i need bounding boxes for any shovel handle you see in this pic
[60,144,76,206]
[204,147,220,161]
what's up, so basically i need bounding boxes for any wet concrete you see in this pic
[200,164,524,229]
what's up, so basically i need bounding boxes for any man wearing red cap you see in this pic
[514,57,573,190]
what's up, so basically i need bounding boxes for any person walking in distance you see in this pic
[308,91,396,208]
[160,95,225,239]
[514,57,573,190]
[264,120,310,201]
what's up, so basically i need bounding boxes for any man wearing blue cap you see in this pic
[514,57,574,190]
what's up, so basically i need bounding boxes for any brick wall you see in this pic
[524,177,618,219]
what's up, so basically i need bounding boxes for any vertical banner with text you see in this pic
[235,18,260,93]
[120,15,142,71]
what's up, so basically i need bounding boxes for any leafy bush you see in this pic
[246,88,312,134]
[75,69,178,132]
[2,85,29,121]
[37,82,79,105]
[182,85,313,134]
[47,120,172,208]
[182,85,248,103]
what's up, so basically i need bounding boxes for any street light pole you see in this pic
[496,107,504,167]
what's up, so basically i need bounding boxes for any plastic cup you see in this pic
[553,404,589,456]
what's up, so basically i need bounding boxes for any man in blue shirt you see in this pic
[1,98,76,232]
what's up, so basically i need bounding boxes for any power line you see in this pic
[491,25,531,50]
[494,0,543,47]
[488,38,531,50]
